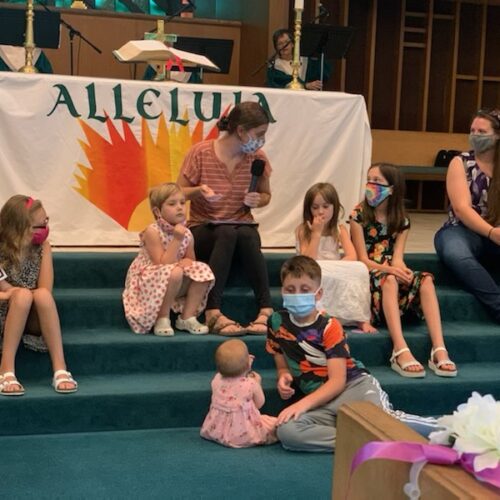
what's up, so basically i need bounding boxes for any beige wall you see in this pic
[372,129,469,166]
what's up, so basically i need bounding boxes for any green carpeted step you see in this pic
[1,365,500,436]
[0,427,333,499]
[52,252,500,289]
[52,252,290,289]
[52,284,494,330]
[14,322,500,381]
[371,363,500,416]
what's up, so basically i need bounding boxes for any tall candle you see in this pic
[294,0,304,9]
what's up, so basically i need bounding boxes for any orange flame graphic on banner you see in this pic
[74,110,224,231]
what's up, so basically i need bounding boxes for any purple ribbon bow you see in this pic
[350,441,500,490]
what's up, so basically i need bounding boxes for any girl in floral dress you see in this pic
[349,164,457,378]
[200,339,277,448]
[123,183,214,336]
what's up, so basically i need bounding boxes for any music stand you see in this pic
[0,6,60,48]
[174,37,233,75]
[301,24,355,85]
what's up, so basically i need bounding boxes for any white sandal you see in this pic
[154,317,174,336]
[428,347,457,377]
[0,372,25,396]
[175,316,209,335]
[52,370,78,394]
[390,348,426,378]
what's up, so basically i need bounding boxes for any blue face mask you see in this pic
[282,289,319,317]
[240,134,265,154]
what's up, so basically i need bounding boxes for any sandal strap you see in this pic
[0,372,25,393]
[207,313,223,330]
[53,370,77,388]
[390,347,410,362]
[433,358,456,369]
[431,346,447,357]
[399,360,423,370]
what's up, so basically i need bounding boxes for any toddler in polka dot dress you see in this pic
[123,183,215,336]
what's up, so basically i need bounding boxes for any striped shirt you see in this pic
[180,140,271,226]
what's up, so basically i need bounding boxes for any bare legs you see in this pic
[381,276,423,373]
[419,277,455,371]
[157,266,211,334]
[382,275,455,374]
[0,287,75,393]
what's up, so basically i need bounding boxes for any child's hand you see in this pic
[243,191,261,208]
[200,184,222,202]
[277,372,295,400]
[177,258,193,269]
[248,370,262,384]
[390,266,413,285]
[277,399,310,425]
[0,287,19,301]
[173,224,188,240]
[307,215,326,234]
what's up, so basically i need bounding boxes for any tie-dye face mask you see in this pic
[365,182,392,207]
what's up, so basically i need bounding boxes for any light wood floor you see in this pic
[405,212,447,253]
[53,213,446,254]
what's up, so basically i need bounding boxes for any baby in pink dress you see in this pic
[200,339,278,448]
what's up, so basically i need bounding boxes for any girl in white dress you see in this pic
[295,183,376,333]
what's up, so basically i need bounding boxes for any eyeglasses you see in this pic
[32,217,49,229]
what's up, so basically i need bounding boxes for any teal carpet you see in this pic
[1,427,331,500]
[0,252,499,499]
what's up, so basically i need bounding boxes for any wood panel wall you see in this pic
[3,4,241,84]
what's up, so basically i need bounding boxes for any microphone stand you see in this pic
[35,0,102,75]
[250,39,291,77]
[148,0,196,32]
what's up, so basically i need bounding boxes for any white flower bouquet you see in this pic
[429,392,500,487]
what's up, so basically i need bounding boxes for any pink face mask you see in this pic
[32,226,49,245]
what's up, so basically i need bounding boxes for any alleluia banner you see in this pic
[0,73,371,246]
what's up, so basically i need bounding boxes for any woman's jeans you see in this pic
[434,223,500,323]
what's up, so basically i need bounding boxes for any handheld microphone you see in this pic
[249,159,265,192]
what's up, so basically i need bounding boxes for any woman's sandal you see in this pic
[246,312,272,335]
[52,370,78,394]
[207,313,246,337]
[0,372,25,396]
[428,347,457,377]
[390,348,426,378]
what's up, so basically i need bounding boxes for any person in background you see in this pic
[434,108,500,324]
[266,28,331,90]
[0,45,53,73]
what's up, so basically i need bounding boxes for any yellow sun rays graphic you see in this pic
[73,110,224,231]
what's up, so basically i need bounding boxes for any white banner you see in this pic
[0,72,371,247]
